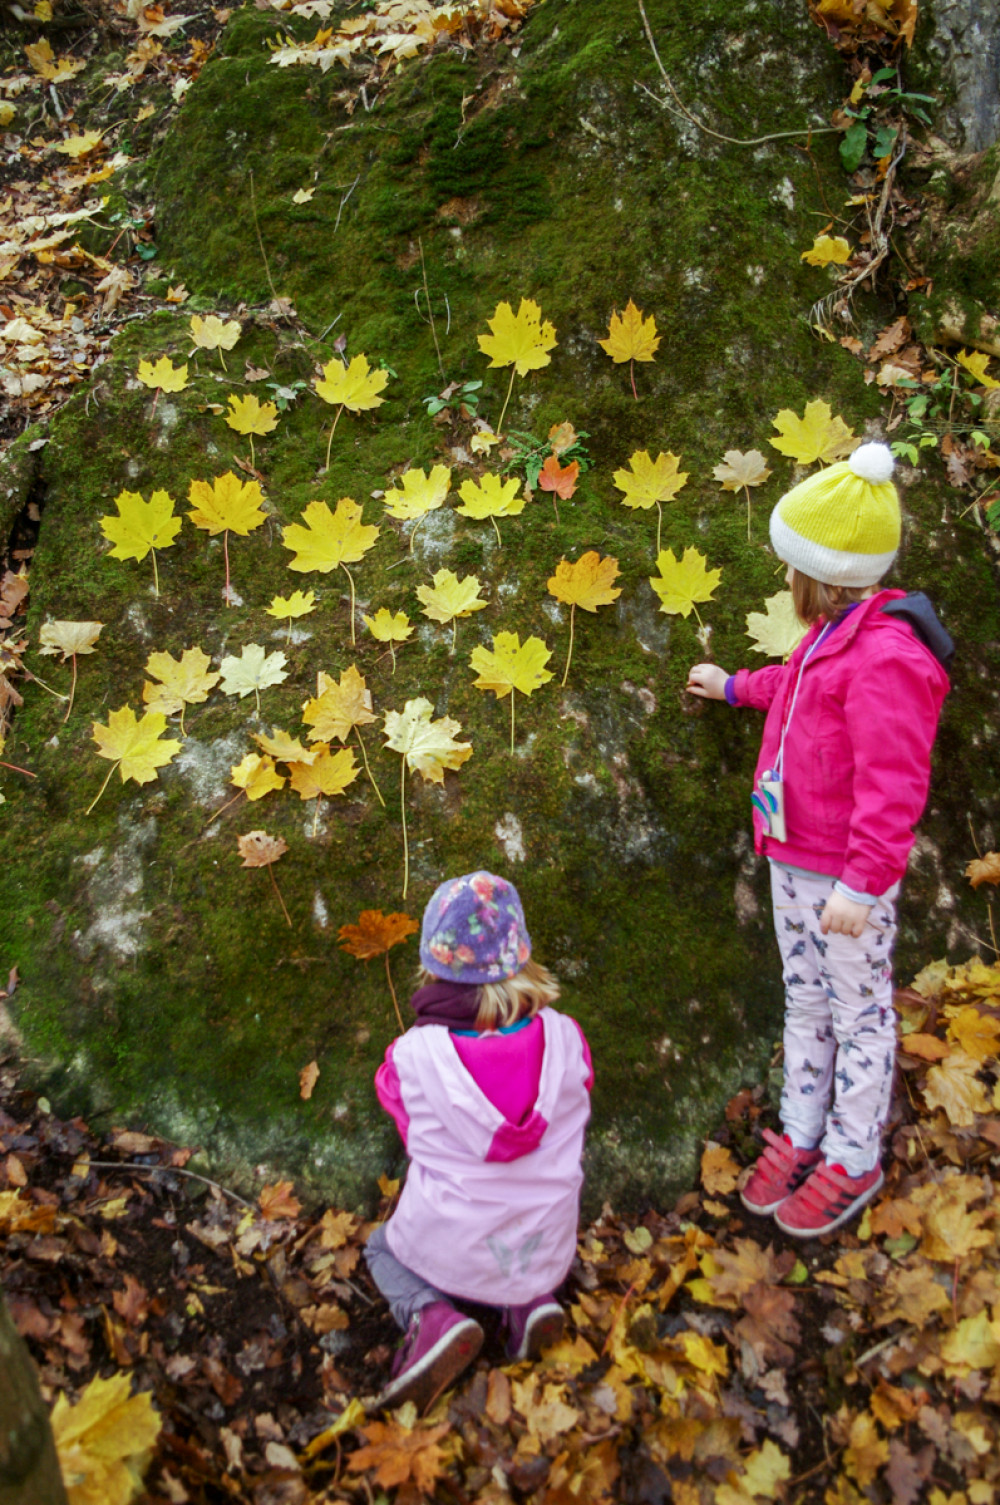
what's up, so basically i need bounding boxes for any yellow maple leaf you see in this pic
[25,38,86,80]
[946,1005,1000,1061]
[383,698,472,897]
[218,644,288,713]
[745,591,808,660]
[136,355,189,393]
[88,706,182,814]
[614,450,688,554]
[471,630,553,754]
[922,1049,991,1126]
[283,498,378,642]
[314,352,388,410]
[362,608,413,672]
[872,1263,950,1327]
[598,298,660,365]
[415,569,488,642]
[225,394,278,465]
[38,621,102,660]
[52,1371,161,1505]
[939,1311,1000,1372]
[142,645,219,733]
[456,471,526,546]
[956,349,1000,390]
[713,447,772,537]
[190,313,241,353]
[547,551,621,686]
[187,472,266,537]
[769,398,858,465]
[265,590,317,642]
[801,233,852,267]
[843,1411,888,1487]
[477,297,557,377]
[230,752,286,801]
[384,464,451,522]
[303,664,377,743]
[650,547,722,628]
[700,1142,741,1196]
[740,1438,791,1499]
[287,743,359,801]
[100,488,181,596]
[253,728,316,764]
[53,129,105,158]
[914,1177,994,1261]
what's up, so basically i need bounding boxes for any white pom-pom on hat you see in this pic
[848,441,895,485]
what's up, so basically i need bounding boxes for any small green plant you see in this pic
[423,379,483,418]
[503,427,592,489]
[889,362,996,465]
[838,68,934,173]
[265,379,308,411]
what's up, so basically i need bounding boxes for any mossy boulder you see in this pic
[3,0,999,1212]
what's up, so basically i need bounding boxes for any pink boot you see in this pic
[378,1301,483,1410]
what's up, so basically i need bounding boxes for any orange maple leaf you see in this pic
[338,910,419,959]
[537,454,579,500]
[258,1180,302,1221]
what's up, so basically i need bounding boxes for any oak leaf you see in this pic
[237,830,287,867]
[230,753,286,801]
[187,472,267,537]
[38,621,103,659]
[137,355,188,393]
[598,298,660,363]
[769,399,858,465]
[538,454,579,499]
[965,851,1000,888]
[383,464,451,521]
[286,743,360,801]
[314,353,388,410]
[190,314,241,352]
[338,910,419,959]
[259,1180,302,1220]
[383,697,472,785]
[746,591,807,660]
[100,488,181,595]
[801,233,851,266]
[303,664,376,743]
[477,297,557,376]
[282,498,379,572]
[219,644,288,711]
[650,547,722,624]
[51,1371,161,1505]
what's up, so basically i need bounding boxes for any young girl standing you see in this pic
[365,871,593,1408]
[687,442,952,1237]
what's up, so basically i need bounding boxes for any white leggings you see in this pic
[770,865,899,1176]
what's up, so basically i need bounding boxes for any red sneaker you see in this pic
[774,1161,884,1238]
[739,1128,823,1215]
[378,1301,483,1410]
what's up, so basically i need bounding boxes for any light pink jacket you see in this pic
[383,1008,592,1305]
[732,590,949,896]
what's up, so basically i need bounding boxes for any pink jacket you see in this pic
[732,590,949,896]
[379,1008,592,1304]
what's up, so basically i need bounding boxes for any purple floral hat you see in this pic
[420,871,531,984]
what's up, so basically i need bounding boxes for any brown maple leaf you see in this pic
[338,910,419,1034]
[348,1419,452,1493]
[966,851,1000,888]
[734,1281,801,1366]
[258,1180,302,1221]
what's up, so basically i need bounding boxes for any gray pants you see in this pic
[365,1224,449,1330]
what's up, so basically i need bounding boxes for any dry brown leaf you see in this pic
[259,1180,302,1221]
[965,852,1000,888]
[299,1060,320,1100]
[236,830,288,868]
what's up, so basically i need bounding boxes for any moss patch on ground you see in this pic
[3,0,999,1211]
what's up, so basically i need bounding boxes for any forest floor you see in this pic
[2,952,999,1505]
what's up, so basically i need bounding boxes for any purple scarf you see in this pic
[410,980,481,1030]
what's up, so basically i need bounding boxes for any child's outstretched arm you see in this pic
[686,663,729,699]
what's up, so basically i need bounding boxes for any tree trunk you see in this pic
[0,1296,68,1505]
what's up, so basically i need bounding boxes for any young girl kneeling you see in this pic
[688,442,952,1238]
[365,871,593,1408]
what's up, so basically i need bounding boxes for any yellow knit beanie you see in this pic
[770,441,900,587]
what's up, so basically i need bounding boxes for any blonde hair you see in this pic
[789,569,875,627]
[417,958,560,1031]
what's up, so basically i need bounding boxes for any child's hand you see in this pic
[686,664,729,700]
[820,891,871,937]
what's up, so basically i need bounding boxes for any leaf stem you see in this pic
[354,725,385,807]
[223,529,231,606]
[249,433,255,469]
[491,515,502,549]
[268,863,292,927]
[418,236,445,384]
[495,365,516,436]
[744,484,752,541]
[400,758,409,901]
[385,950,405,1035]
[205,790,246,828]
[390,642,397,674]
[510,689,516,756]
[630,357,637,402]
[341,562,357,645]
[324,403,344,472]
[451,616,457,655]
[62,653,77,724]
[0,760,36,778]
[85,759,119,816]
[151,547,160,597]
[22,666,68,701]
[562,603,575,687]
[692,602,705,631]
[656,502,663,559]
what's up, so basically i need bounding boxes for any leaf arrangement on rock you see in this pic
[477,297,557,435]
